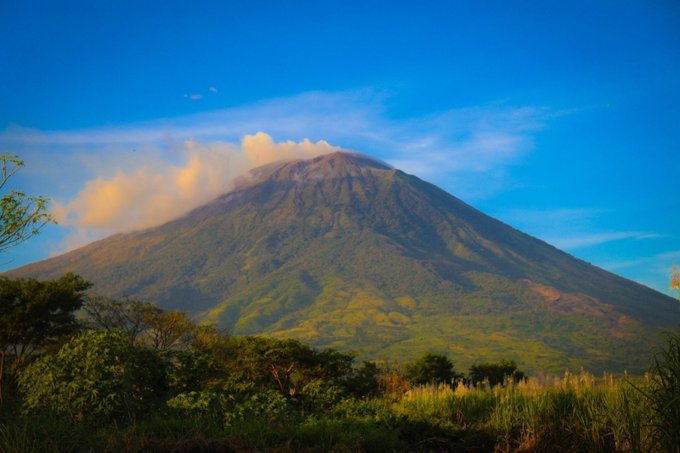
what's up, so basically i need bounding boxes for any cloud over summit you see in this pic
[52,133,338,251]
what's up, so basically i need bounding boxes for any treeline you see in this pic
[1,274,679,452]
[1,274,523,411]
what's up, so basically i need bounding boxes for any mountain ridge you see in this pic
[9,151,679,373]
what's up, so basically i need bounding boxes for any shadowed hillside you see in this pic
[10,152,680,373]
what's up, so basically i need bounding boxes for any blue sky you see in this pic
[1,1,679,296]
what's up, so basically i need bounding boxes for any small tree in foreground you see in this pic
[18,329,165,422]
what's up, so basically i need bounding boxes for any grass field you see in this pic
[1,369,677,452]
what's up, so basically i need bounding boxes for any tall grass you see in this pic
[394,371,656,452]
[649,332,680,451]
[1,371,674,452]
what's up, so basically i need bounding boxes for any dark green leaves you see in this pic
[405,353,457,386]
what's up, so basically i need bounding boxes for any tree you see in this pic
[83,296,196,350]
[145,308,196,351]
[82,295,155,345]
[0,152,53,252]
[346,361,381,398]
[468,360,525,387]
[228,337,356,397]
[404,353,457,386]
[18,329,166,421]
[0,273,91,402]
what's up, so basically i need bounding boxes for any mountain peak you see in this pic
[235,151,392,189]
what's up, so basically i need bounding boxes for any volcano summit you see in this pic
[11,152,679,373]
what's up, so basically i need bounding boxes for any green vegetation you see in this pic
[640,331,680,451]
[0,152,53,252]
[469,360,526,387]
[1,283,679,452]
[4,154,677,450]
[19,329,165,422]
[404,352,459,385]
[0,273,91,403]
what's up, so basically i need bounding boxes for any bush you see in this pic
[18,329,166,422]
[469,360,525,387]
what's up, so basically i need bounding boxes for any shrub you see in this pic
[18,329,166,422]
[469,360,526,387]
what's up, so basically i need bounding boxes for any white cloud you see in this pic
[51,133,338,252]
[209,87,218,93]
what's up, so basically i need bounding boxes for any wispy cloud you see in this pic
[546,231,663,250]
[602,250,680,271]
[1,91,550,180]
[184,94,203,100]
[386,106,547,176]
[492,207,664,250]
[495,207,604,231]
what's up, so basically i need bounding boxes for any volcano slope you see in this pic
[10,152,680,373]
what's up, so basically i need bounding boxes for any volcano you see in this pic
[10,152,679,373]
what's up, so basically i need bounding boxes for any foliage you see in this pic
[82,296,197,350]
[5,369,665,452]
[1,326,675,452]
[4,293,678,451]
[144,308,195,351]
[227,336,355,398]
[166,375,291,429]
[0,152,54,253]
[469,360,526,387]
[165,349,223,395]
[405,353,458,386]
[346,360,381,398]
[18,329,165,422]
[378,364,412,398]
[82,295,154,345]
[0,273,91,402]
